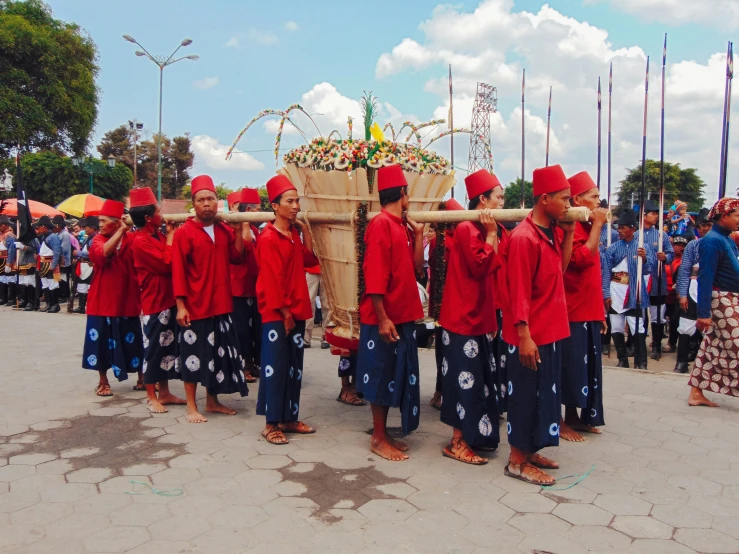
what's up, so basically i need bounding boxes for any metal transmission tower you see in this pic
[468,82,498,173]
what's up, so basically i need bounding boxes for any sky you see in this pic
[52,0,738,203]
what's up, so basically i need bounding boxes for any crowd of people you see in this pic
[1,165,738,486]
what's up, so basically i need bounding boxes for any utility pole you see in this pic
[129,120,144,187]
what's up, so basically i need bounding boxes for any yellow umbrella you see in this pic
[56,194,106,218]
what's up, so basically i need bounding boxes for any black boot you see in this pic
[48,289,60,313]
[23,286,35,311]
[688,331,702,362]
[625,332,635,357]
[612,333,629,368]
[0,282,7,305]
[674,334,690,373]
[635,333,648,370]
[650,322,663,360]
[7,282,17,307]
[601,334,611,356]
[15,285,26,309]
[40,289,50,312]
[72,293,87,314]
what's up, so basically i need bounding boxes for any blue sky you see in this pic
[52,0,736,202]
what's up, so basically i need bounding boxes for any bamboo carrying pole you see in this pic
[128,206,602,226]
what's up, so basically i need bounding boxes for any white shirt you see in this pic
[203,225,215,243]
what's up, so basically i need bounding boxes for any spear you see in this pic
[449,63,455,199]
[719,41,734,198]
[597,77,602,190]
[656,34,667,357]
[521,68,526,208]
[545,86,552,166]
[607,62,613,247]
[635,56,650,367]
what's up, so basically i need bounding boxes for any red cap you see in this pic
[568,171,597,197]
[532,164,570,197]
[129,187,157,208]
[464,169,501,199]
[99,200,125,219]
[191,175,216,198]
[226,191,241,206]
[445,198,464,211]
[266,175,296,203]
[241,188,261,205]
[377,165,407,192]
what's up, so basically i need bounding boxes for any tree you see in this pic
[97,125,134,171]
[0,0,99,156]
[169,135,194,199]
[0,152,132,206]
[503,178,534,209]
[616,160,706,213]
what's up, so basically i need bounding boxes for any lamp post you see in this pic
[128,120,144,187]
[123,35,198,202]
[72,155,116,195]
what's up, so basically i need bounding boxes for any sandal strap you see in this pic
[450,438,479,462]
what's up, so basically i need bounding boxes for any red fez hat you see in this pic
[241,188,261,205]
[532,164,570,197]
[377,165,407,192]
[567,171,597,197]
[266,175,296,203]
[445,198,464,211]
[226,191,241,206]
[191,175,216,197]
[129,187,157,209]
[464,169,501,199]
[99,200,125,219]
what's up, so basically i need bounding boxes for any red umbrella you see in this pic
[0,198,64,219]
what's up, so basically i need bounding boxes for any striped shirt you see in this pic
[602,238,656,310]
[675,238,699,299]
[599,226,619,253]
[636,226,674,296]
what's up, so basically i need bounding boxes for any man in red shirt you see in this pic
[437,169,500,465]
[82,200,144,397]
[227,189,260,383]
[129,187,186,413]
[172,175,249,423]
[256,175,319,445]
[356,165,424,461]
[502,164,575,485]
[560,172,609,443]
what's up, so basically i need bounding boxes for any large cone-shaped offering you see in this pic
[280,164,455,347]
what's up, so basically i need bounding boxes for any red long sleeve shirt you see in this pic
[256,222,318,323]
[228,225,259,298]
[563,221,605,323]
[131,230,175,315]
[359,210,423,326]
[501,214,570,347]
[87,233,141,317]
[171,219,243,321]
[438,221,497,335]
[491,225,510,311]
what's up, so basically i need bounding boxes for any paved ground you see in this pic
[2,309,739,553]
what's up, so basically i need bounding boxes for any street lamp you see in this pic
[72,155,116,194]
[128,120,144,186]
[123,35,198,202]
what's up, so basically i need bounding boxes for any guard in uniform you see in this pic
[0,216,16,305]
[33,216,62,313]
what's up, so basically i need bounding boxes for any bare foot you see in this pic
[205,398,238,415]
[572,423,602,434]
[559,420,585,443]
[388,436,410,452]
[147,399,168,413]
[429,392,442,410]
[186,408,208,423]
[157,392,186,406]
[688,387,720,407]
[371,437,409,461]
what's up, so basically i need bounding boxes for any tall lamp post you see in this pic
[72,155,116,195]
[123,35,198,202]
[128,120,144,187]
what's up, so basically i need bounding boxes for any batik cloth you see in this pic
[178,314,248,397]
[505,340,562,453]
[561,321,605,427]
[232,296,261,368]
[141,307,180,385]
[338,354,357,379]
[439,328,499,449]
[256,320,306,423]
[493,310,508,414]
[434,326,444,395]
[356,322,421,435]
[689,291,739,397]
[82,316,144,381]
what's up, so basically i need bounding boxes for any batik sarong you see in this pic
[82,316,144,381]
[142,306,180,385]
[561,321,605,427]
[338,354,357,379]
[492,310,508,414]
[232,296,261,369]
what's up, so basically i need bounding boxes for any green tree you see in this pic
[169,135,194,199]
[0,0,99,155]
[97,125,134,170]
[616,160,706,213]
[504,178,534,209]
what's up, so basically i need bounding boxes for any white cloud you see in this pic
[285,21,299,31]
[247,28,279,45]
[191,135,264,171]
[224,36,239,48]
[374,0,734,202]
[591,0,739,30]
[193,76,220,90]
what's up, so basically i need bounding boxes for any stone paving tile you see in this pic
[593,492,652,515]
[612,515,674,539]
[628,539,699,553]
[552,502,614,526]
[66,467,113,484]
[566,524,633,551]
[41,482,98,503]
[84,525,150,552]
[499,491,557,513]
[674,527,739,553]
[44,513,111,541]
[651,504,713,528]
